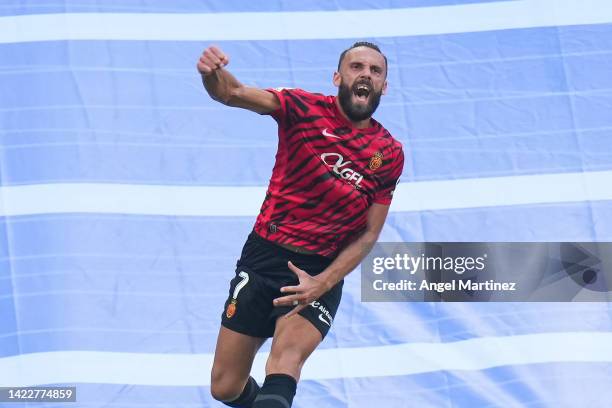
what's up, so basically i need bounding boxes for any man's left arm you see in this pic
[273,202,390,316]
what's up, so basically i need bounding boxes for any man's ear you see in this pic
[333,71,341,87]
[382,80,388,95]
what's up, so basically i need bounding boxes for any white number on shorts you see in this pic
[232,271,249,299]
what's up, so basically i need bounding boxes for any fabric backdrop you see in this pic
[1,1,611,407]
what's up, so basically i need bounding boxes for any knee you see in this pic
[210,369,244,402]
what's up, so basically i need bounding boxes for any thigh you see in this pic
[213,265,272,387]
[266,314,323,381]
[211,325,267,384]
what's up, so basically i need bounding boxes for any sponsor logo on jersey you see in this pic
[320,152,363,188]
[369,151,383,171]
[322,128,342,139]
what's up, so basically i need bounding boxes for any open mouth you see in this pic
[353,83,371,102]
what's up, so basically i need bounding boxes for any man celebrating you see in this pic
[197,42,404,407]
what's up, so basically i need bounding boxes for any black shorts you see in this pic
[221,231,343,339]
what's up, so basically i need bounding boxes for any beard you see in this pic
[337,78,383,122]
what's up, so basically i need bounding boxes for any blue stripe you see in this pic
[1,305,610,357]
[1,204,611,358]
[2,27,612,184]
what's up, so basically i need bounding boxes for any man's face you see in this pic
[334,47,388,122]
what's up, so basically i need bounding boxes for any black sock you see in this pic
[222,376,260,407]
[252,373,297,407]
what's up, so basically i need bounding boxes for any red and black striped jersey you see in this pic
[253,88,404,257]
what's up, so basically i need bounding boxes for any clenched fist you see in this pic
[197,46,229,76]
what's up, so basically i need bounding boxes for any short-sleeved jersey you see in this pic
[253,88,404,257]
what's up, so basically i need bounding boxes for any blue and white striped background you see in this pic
[1,0,612,407]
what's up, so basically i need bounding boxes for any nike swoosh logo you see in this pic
[318,313,331,326]
[322,128,341,139]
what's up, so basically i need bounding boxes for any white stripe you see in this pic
[1,0,612,43]
[0,184,263,217]
[1,332,611,386]
[391,170,612,212]
[1,170,611,217]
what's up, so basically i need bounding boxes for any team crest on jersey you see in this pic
[226,299,237,319]
[369,152,384,171]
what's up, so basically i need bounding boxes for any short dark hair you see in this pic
[337,41,388,74]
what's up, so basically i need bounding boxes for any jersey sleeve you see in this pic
[373,145,404,205]
[264,87,312,128]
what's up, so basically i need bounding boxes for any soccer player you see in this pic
[197,42,404,407]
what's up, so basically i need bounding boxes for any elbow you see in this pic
[203,79,240,106]
[359,230,380,252]
[364,227,381,243]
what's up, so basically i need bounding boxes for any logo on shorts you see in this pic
[310,301,333,327]
[226,299,237,319]
[369,151,383,171]
[226,271,249,319]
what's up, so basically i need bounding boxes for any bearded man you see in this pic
[197,41,404,408]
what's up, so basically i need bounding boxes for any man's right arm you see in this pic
[197,46,280,115]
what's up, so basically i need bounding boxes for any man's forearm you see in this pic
[198,46,280,114]
[201,68,242,105]
[317,230,379,290]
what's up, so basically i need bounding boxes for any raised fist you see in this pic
[197,46,229,76]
